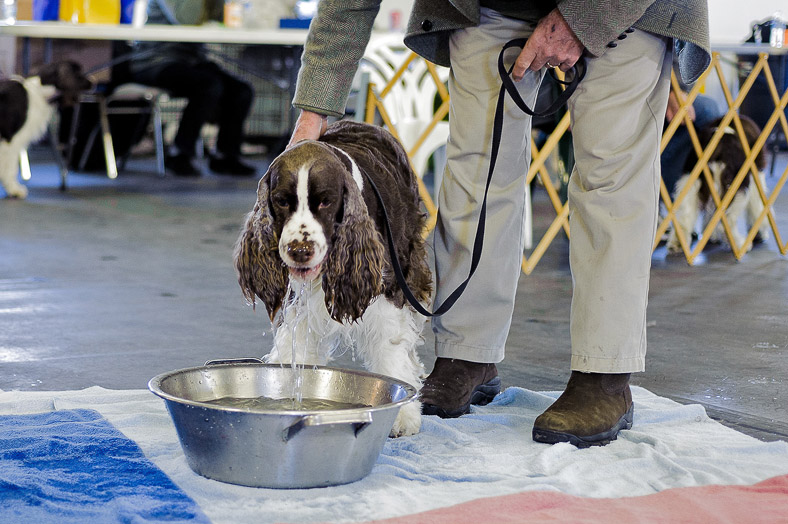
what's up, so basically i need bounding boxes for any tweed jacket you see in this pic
[293,0,710,118]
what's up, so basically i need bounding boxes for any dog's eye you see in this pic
[272,195,290,209]
[318,198,333,210]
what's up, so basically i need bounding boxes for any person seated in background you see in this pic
[660,88,723,198]
[128,0,256,176]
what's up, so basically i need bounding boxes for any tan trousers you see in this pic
[432,8,672,373]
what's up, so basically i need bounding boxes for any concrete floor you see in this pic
[2,149,787,442]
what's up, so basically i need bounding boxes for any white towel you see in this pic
[2,386,787,524]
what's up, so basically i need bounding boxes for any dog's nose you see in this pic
[287,241,315,264]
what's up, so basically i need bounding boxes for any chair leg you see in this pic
[116,108,152,172]
[46,123,69,191]
[79,125,100,171]
[97,97,118,179]
[19,149,32,181]
[66,102,82,169]
[17,131,70,191]
[153,101,166,176]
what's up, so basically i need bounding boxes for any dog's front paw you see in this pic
[5,183,28,199]
[736,235,752,253]
[665,235,682,254]
[262,348,285,364]
[390,401,421,437]
[754,226,770,245]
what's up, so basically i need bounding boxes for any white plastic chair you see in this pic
[71,84,168,178]
[356,34,449,203]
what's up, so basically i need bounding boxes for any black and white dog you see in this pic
[666,115,772,253]
[234,120,432,437]
[0,61,92,198]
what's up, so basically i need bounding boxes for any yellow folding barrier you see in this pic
[657,52,788,263]
[364,50,787,273]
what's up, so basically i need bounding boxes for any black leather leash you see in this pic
[364,38,586,317]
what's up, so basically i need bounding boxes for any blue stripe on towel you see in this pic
[0,409,209,523]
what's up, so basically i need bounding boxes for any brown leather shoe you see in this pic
[420,358,501,418]
[532,371,633,447]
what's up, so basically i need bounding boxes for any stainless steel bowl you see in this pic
[148,360,416,488]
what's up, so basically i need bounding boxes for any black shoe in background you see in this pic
[165,153,201,177]
[209,155,257,176]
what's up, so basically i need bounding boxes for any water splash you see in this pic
[276,279,334,407]
[290,280,306,407]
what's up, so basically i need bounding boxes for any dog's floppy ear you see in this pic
[322,165,385,323]
[233,170,289,321]
[35,62,61,87]
[35,61,92,107]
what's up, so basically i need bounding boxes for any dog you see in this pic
[0,61,92,199]
[666,115,772,254]
[234,120,433,437]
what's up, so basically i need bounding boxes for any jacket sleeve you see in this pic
[556,0,656,57]
[293,0,382,117]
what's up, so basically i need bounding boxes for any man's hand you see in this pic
[511,8,584,80]
[665,91,696,123]
[287,110,328,149]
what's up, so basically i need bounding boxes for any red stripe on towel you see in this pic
[365,474,788,524]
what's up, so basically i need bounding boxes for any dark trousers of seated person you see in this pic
[133,61,253,163]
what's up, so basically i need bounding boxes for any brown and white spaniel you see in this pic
[667,115,772,254]
[234,120,432,436]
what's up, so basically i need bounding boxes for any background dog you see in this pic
[667,115,772,254]
[234,120,432,437]
[0,61,91,198]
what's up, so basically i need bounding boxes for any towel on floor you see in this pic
[0,408,208,524]
[1,386,787,523]
[367,473,788,524]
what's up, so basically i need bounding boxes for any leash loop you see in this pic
[370,39,586,317]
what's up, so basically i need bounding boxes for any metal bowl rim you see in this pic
[148,363,418,416]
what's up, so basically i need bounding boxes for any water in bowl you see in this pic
[204,396,370,411]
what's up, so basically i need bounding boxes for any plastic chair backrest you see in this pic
[359,34,449,128]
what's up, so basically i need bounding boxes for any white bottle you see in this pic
[132,0,148,28]
[770,11,785,48]
[1,0,17,25]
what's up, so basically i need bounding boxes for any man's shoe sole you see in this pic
[421,376,501,418]
[532,403,634,448]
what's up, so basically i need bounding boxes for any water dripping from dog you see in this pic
[276,279,310,408]
[290,281,306,407]
[271,279,337,409]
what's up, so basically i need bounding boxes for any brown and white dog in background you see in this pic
[0,61,92,198]
[234,120,432,437]
[667,115,772,253]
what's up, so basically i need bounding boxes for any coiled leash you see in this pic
[364,38,586,317]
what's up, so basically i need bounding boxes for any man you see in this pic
[290,1,709,446]
[129,0,256,177]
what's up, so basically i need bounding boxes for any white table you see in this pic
[0,21,309,44]
[0,21,311,184]
[1,20,311,126]
[0,21,309,85]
